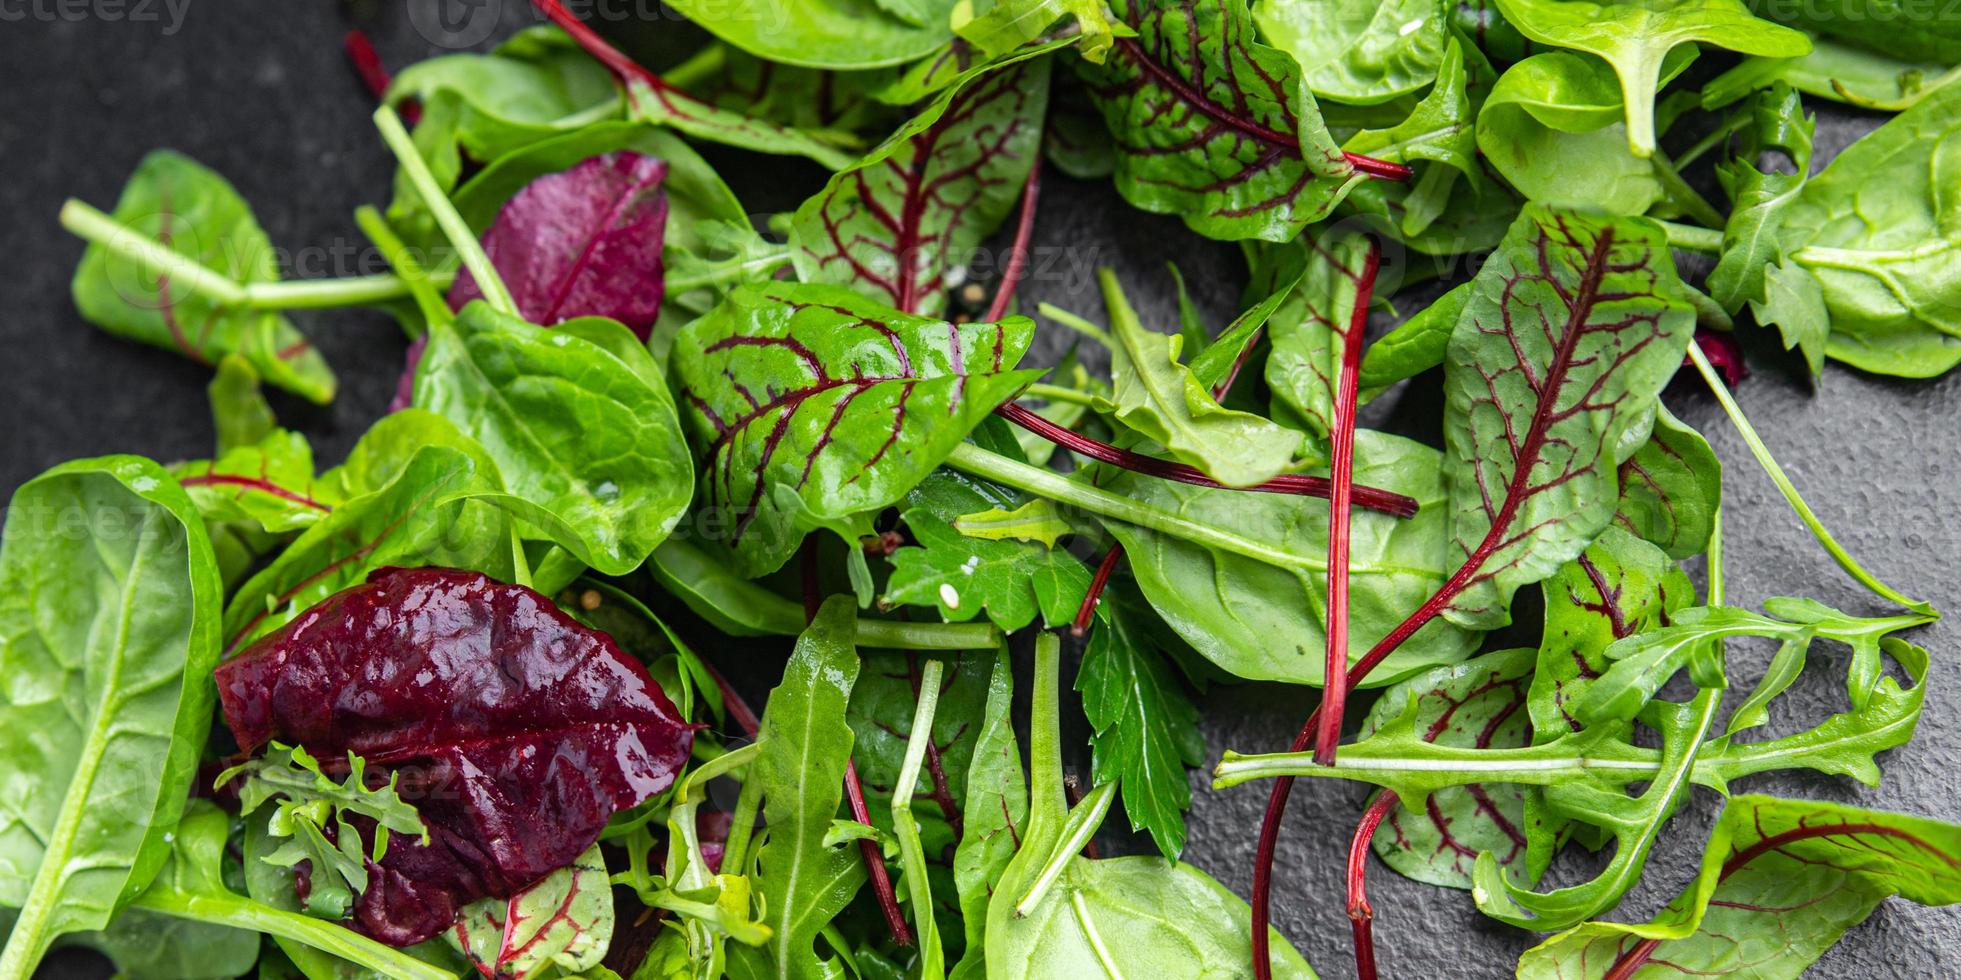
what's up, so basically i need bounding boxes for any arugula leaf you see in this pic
[1077,0,1369,241]
[446,845,613,979]
[1490,0,1809,157]
[1441,205,1696,629]
[1706,82,1815,319]
[1078,586,1206,860]
[1749,78,1961,377]
[0,458,223,976]
[727,598,868,980]
[413,306,694,574]
[1519,795,1961,979]
[68,151,336,403]
[671,281,1038,577]
[1363,648,1536,889]
[793,53,1052,316]
[1101,429,1481,685]
[1613,406,1722,560]
[1259,0,1449,104]
[883,509,1090,630]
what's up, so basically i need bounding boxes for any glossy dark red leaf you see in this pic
[447,150,670,338]
[216,566,694,946]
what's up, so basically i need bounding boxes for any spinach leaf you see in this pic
[1440,205,1696,629]
[1490,0,1809,157]
[1361,647,1536,889]
[1102,429,1481,685]
[1748,78,1961,377]
[1078,586,1207,859]
[671,282,1038,577]
[1519,795,1961,978]
[792,53,1052,317]
[883,509,1090,630]
[445,845,613,979]
[945,649,1023,980]
[665,0,957,69]
[209,353,277,453]
[412,305,694,574]
[1750,0,1961,64]
[1702,38,1959,113]
[1476,51,1690,214]
[951,0,1121,63]
[1258,0,1449,104]
[0,457,222,977]
[727,598,868,980]
[1077,0,1371,241]
[1095,269,1307,486]
[1355,281,1472,393]
[67,151,337,403]
[1613,406,1722,560]
[1340,36,1483,189]
[673,43,899,139]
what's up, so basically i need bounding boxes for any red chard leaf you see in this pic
[447,151,670,339]
[216,566,694,946]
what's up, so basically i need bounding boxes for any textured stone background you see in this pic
[3,2,1957,977]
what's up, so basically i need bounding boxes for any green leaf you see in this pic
[1519,795,1961,979]
[1612,407,1722,560]
[170,428,329,537]
[1095,269,1307,486]
[951,498,1074,546]
[1078,0,1366,241]
[946,649,1024,980]
[1341,36,1482,183]
[1706,82,1815,314]
[209,354,278,453]
[846,648,995,850]
[1078,587,1206,860]
[1702,39,1959,114]
[792,52,1052,317]
[69,151,336,403]
[1259,229,1375,442]
[886,656,950,979]
[1441,205,1696,630]
[1750,0,1961,64]
[884,510,1090,630]
[412,306,694,575]
[666,0,957,69]
[671,281,1039,578]
[1490,0,1809,157]
[446,845,613,980]
[1363,648,1536,889]
[1103,429,1482,685]
[1258,0,1449,103]
[1356,281,1472,392]
[1476,51,1691,214]
[728,598,867,980]
[0,457,222,975]
[952,0,1123,63]
[1754,80,1961,377]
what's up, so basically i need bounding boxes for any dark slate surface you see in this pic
[3,2,1956,978]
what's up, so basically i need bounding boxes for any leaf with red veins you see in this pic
[1519,795,1961,980]
[672,282,1040,578]
[445,844,613,979]
[792,54,1052,317]
[1613,406,1722,561]
[1441,205,1696,630]
[171,429,334,534]
[1076,0,1372,242]
[216,567,694,947]
[448,151,670,340]
[1363,648,1535,890]
[1256,231,1375,443]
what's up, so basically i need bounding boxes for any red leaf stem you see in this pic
[992,403,1418,518]
[984,161,1043,323]
[343,29,418,125]
[1071,544,1126,636]
[1347,790,1399,980]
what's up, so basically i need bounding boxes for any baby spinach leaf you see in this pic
[1095,269,1308,485]
[1077,586,1207,860]
[1363,648,1536,890]
[1706,82,1814,320]
[209,353,278,453]
[1751,0,1961,64]
[1440,205,1696,630]
[1490,0,1809,157]
[447,151,670,339]
[1702,39,1959,113]
[952,0,1122,63]
[1259,0,1449,104]
[727,598,868,980]
[1340,36,1482,187]
[883,509,1090,630]
[1751,78,1961,377]
[69,151,336,403]
[1519,795,1961,979]
[0,457,223,977]
[1356,281,1473,392]
[1613,406,1721,560]
[445,845,613,979]
[792,54,1051,317]
[1077,0,1369,241]
[665,0,957,69]
[671,282,1039,578]
[1476,51,1688,214]
[946,649,1023,980]
[412,305,694,575]
[1101,429,1482,685]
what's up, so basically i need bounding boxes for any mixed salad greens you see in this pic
[6,0,1961,976]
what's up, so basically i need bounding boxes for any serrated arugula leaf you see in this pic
[672,282,1039,577]
[793,52,1051,316]
[1078,587,1206,860]
[1441,205,1696,630]
[1706,83,1815,316]
[1519,795,1961,979]
[884,510,1090,630]
[1078,0,1367,241]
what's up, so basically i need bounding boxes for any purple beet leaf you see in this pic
[216,566,695,946]
[447,151,670,338]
